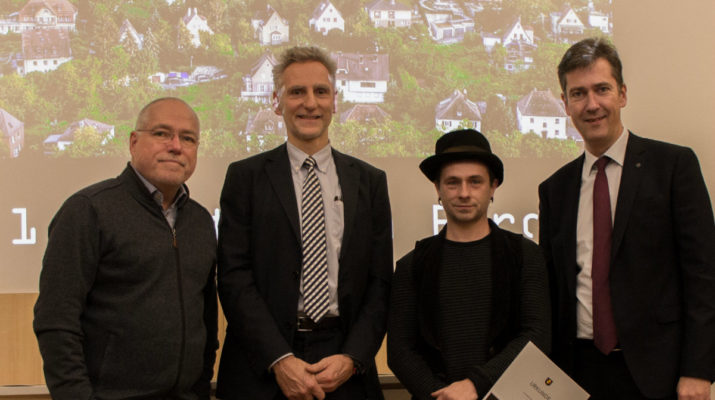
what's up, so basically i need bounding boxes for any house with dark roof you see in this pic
[340,104,390,124]
[332,52,389,103]
[0,108,24,158]
[180,7,213,47]
[17,0,77,31]
[43,118,115,154]
[19,28,71,75]
[516,88,567,139]
[251,4,289,45]
[241,52,278,104]
[483,17,536,71]
[435,89,483,132]
[366,0,412,28]
[310,0,345,35]
[243,108,286,150]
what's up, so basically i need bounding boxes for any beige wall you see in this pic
[616,0,714,193]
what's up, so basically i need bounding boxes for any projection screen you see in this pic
[1,0,712,296]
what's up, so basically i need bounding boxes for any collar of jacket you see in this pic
[119,162,190,214]
[412,219,523,354]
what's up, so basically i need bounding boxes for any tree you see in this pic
[121,31,141,58]
[331,119,435,157]
[291,17,313,46]
[101,77,161,122]
[383,67,440,131]
[482,94,516,135]
[143,28,160,60]
[0,74,40,124]
[201,32,234,68]
[0,31,21,56]
[225,4,255,48]
[206,0,229,32]
[491,43,507,72]
[484,129,523,158]
[370,121,436,157]
[150,18,178,68]
[105,46,132,82]
[247,132,285,154]
[197,128,243,157]
[222,71,245,97]
[592,0,614,12]
[516,42,570,95]
[0,138,10,159]
[502,0,554,26]
[131,46,160,78]
[177,21,195,51]
[347,8,376,50]
[66,125,105,158]
[90,4,120,62]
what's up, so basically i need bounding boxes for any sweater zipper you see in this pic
[171,227,187,392]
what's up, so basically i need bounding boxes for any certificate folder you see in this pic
[484,341,589,400]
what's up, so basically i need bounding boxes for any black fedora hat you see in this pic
[419,129,503,185]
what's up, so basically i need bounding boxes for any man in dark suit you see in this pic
[539,37,715,399]
[216,46,393,400]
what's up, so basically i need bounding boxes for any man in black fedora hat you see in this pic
[387,129,550,400]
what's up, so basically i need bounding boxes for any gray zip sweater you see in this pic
[34,164,218,400]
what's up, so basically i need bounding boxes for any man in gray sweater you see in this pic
[34,97,218,400]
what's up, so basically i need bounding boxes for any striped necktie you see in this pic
[301,156,329,322]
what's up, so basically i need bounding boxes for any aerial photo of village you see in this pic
[0,0,613,159]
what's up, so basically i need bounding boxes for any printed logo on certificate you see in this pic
[484,341,589,400]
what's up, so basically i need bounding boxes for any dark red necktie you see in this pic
[592,156,617,354]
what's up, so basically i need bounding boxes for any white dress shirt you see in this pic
[287,141,344,318]
[575,128,628,339]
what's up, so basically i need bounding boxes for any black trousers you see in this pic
[273,327,367,400]
[573,340,676,400]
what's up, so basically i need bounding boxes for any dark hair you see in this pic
[558,37,624,93]
[273,46,337,92]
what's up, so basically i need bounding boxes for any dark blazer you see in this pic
[538,132,715,398]
[387,221,550,399]
[216,144,393,399]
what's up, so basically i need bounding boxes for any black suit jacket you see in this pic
[216,144,393,399]
[538,133,715,398]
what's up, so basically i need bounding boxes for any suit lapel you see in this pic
[612,133,645,258]
[561,155,584,298]
[265,144,301,240]
[333,149,359,260]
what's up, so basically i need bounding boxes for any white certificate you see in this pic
[483,341,589,400]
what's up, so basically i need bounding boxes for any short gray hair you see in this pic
[273,46,337,92]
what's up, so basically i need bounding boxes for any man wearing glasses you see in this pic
[34,97,219,400]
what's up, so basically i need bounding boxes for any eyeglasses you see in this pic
[135,128,199,148]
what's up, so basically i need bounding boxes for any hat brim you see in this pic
[419,151,504,186]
